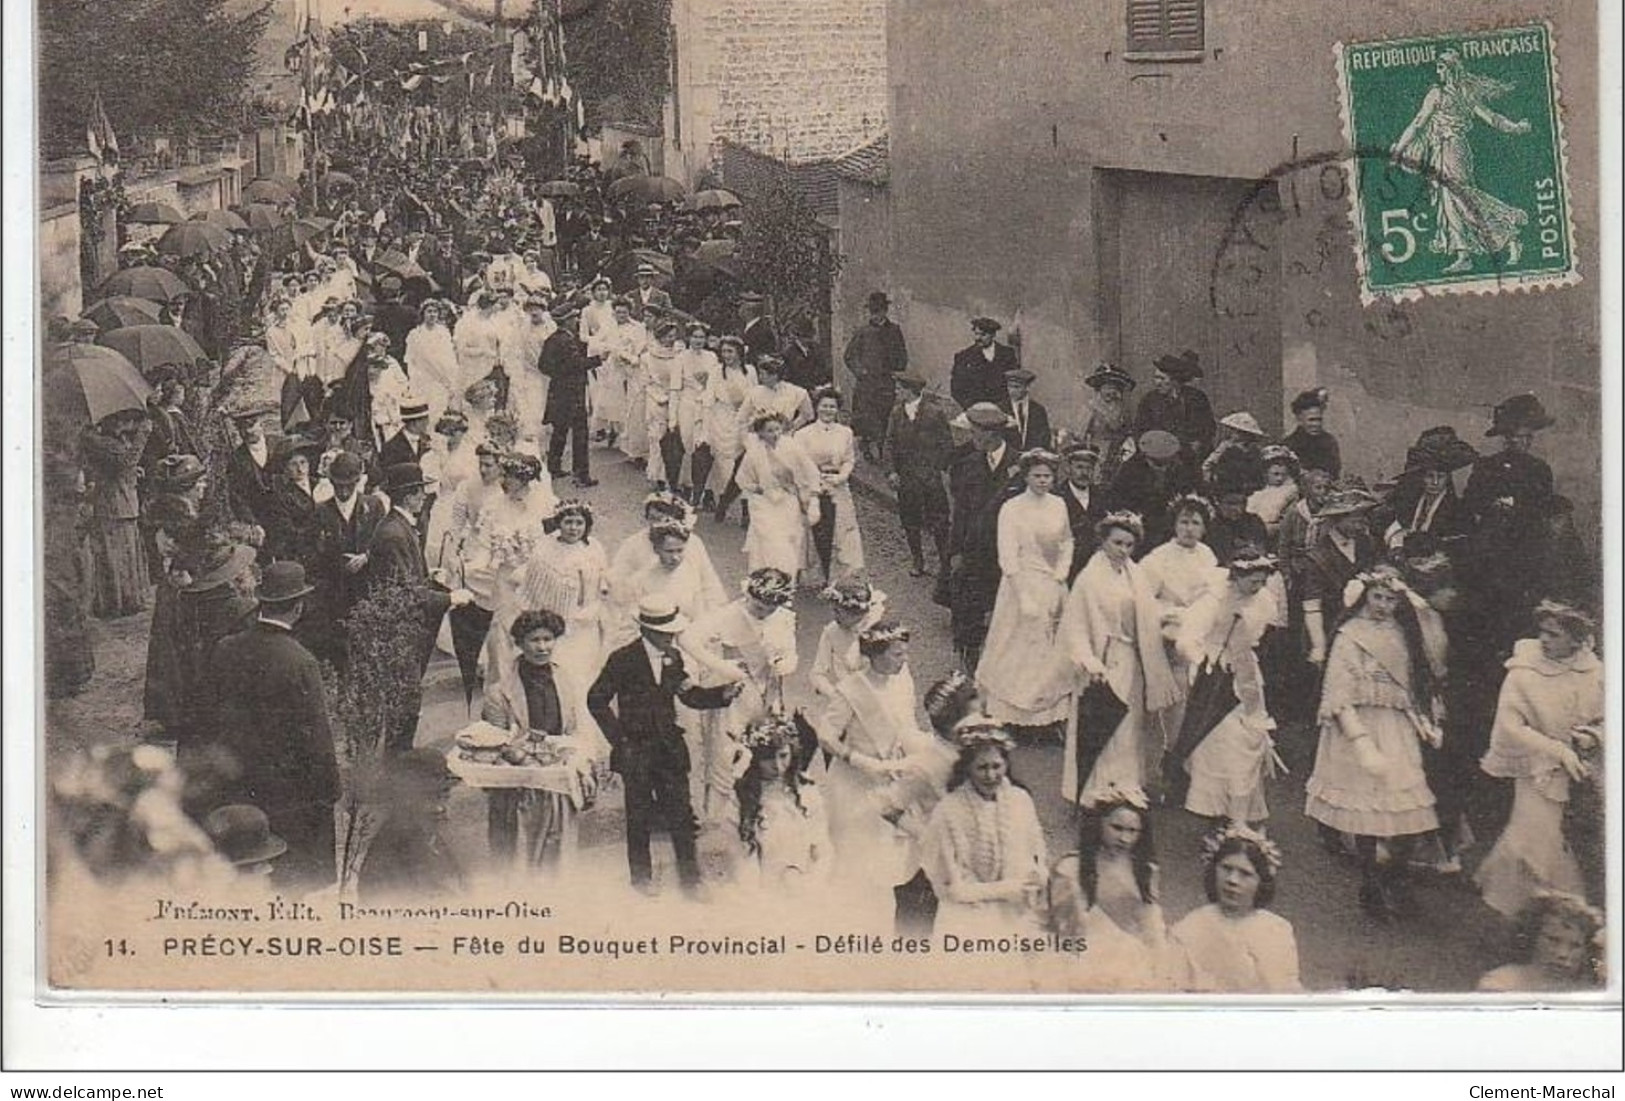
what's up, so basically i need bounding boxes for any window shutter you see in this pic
[1127,0,1205,54]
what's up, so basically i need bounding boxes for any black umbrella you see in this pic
[1073,679,1130,807]
[1162,622,1244,802]
[790,710,823,775]
[448,604,494,712]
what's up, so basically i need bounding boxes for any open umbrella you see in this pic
[243,178,296,204]
[42,343,152,426]
[535,180,581,198]
[322,171,356,190]
[97,324,207,377]
[235,202,289,232]
[371,249,425,278]
[695,238,738,262]
[82,296,164,332]
[127,201,185,225]
[608,175,687,204]
[97,265,190,305]
[687,188,741,212]
[630,247,675,277]
[191,208,250,232]
[156,221,232,258]
[292,217,335,247]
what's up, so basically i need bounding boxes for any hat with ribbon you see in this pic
[1290,387,1331,414]
[1084,363,1136,393]
[1403,428,1479,475]
[382,462,429,495]
[950,402,1015,431]
[154,453,207,489]
[635,596,690,635]
[970,316,1002,335]
[180,533,256,594]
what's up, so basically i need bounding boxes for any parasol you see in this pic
[156,221,232,258]
[96,324,207,377]
[372,249,428,281]
[190,208,250,232]
[447,603,494,711]
[81,296,163,332]
[687,188,741,212]
[292,217,335,247]
[535,180,581,198]
[242,178,296,204]
[235,202,290,232]
[608,175,687,204]
[127,201,185,225]
[1073,678,1130,807]
[96,265,190,305]
[322,170,357,190]
[696,238,738,262]
[42,343,152,426]
[630,247,675,277]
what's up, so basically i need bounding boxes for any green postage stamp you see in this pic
[1335,23,1578,303]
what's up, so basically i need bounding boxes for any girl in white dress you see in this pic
[454,292,503,393]
[605,492,727,647]
[703,336,758,509]
[733,715,833,894]
[585,298,640,450]
[475,452,558,653]
[1059,511,1180,805]
[613,300,653,462]
[403,300,461,424]
[511,296,557,443]
[794,387,865,586]
[807,580,887,712]
[669,323,719,497]
[1177,548,1283,827]
[977,449,1074,729]
[1140,494,1223,746]
[424,411,475,569]
[485,499,610,687]
[1169,827,1302,993]
[1048,787,1175,991]
[1247,445,1301,536]
[736,412,822,577]
[263,297,306,379]
[1475,601,1603,919]
[921,721,1048,936]
[579,277,617,437]
[603,519,729,653]
[640,320,685,488]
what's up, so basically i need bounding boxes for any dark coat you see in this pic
[312,493,387,646]
[209,620,338,815]
[627,285,672,322]
[844,321,909,441]
[1134,386,1217,460]
[1208,510,1271,567]
[1059,481,1105,583]
[950,343,1019,411]
[587,640,735,775]
[1106,453,1199,553]
[886,399,955,529]
[263,481,321,568]
[366,510,452,646]
[378,428,432,470]
[780,339,830,395]
[740,314,778,363]
[372,301,418,362]
[947,445,1018,567]
[145,577,257,742]
[539,328,592,423]
[1382,477,1471,546]
[226,443,276,528]
[999,397,1053,452]
[139,403,198,479]
[1281,428,1343,479]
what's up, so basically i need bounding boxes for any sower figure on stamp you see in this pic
[587,598,742,896]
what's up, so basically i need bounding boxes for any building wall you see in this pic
[668,0,888,185]
[877,0,1601,534]
[831,176,895,370]
[40,204,85,321]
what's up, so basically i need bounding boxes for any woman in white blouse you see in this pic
[1169,827,1303,993]
[794,387,865,586]
[977,449,1073,730]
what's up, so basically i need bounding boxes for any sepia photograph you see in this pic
[17,0,1618,1026]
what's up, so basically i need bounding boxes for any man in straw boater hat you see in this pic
[944,402,1019,669]
[950,315,1019,412]
[365,462,476,752]
[629,261,672,322]
[1133,349,1216,462]
[884,370,954,578]
[207,561,338,888]
[587,597,743,896]
[1056,438,1106,583]
[843,290,910,462]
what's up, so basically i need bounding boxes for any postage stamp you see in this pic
[1334,23,1579,303]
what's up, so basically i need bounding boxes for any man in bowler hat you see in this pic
[843,291,910,460]
[540,299,599,488]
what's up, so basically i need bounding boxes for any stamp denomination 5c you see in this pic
[1335,23,1578,302]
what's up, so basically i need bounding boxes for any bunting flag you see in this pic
[86,91,119,163]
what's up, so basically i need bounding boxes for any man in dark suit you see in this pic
[310,451,386,667]
[378,399,437,542]
[225,404,279,540]
[844,291,909,460]
[365,462,474,751]
[884,372,953,577]
[371,276,418,361]
[1108,429,1199,554]
[540,300,598,487]
[627,263,672,321]
[207,561,337,889]
[1058,442,1105,583]
[737,290,777,364]
[999,368,1052,452]
[945,403,1018,669]
[587,598,741,894]
[950,317,1019,411]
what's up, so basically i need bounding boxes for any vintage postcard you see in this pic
[27,0,1613,1008]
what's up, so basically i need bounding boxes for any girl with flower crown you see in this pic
[1474,600,1603,919]
[920,722,1048,936]
[1048,787,1174,991]
[808,580,889,712]
[1477,892,1605,992]
[1139,494,1224,755]
[1169,827,1302,993]
[733,716,833,894]
[1175,548,1284,828]
[1305,565,1441,922]
[485,500,610,687]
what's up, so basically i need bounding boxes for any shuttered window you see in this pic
[1126,0,1204,57]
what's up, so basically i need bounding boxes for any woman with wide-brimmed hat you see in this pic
[1298,483,1382,673]
[262,434,325,570]
[1382,426,1477,549]
[1132,350,1216,462]
[1079,363,1136,484]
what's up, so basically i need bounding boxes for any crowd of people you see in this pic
[43,127,1606,995]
